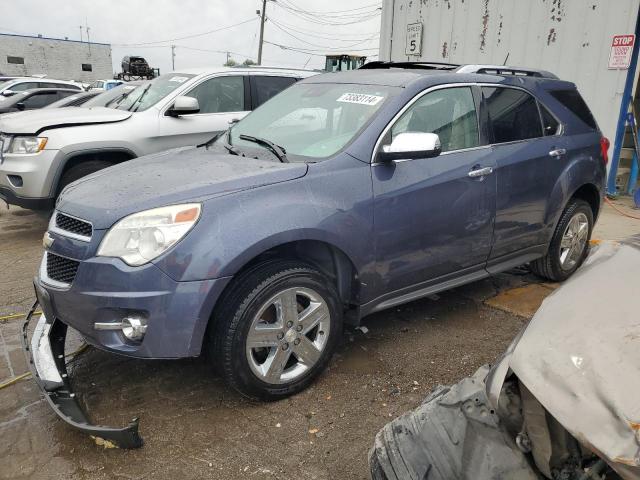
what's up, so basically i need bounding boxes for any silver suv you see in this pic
[0,67,316,210]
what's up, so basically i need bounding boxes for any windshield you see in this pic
[84,83,141,108]
[228,82,395,160]
[0,80,11,91]
[114,74,195,112]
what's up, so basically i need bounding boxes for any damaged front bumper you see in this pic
[21,301,143,449]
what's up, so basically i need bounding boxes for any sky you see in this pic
[0,0,382,74]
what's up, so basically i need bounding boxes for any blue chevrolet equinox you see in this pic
[24,63,607,447]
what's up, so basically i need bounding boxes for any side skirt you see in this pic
[358,245,547,320]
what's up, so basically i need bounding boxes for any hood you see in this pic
[0,106,131,135]
[56,146,308,229]
[491,237,640,476]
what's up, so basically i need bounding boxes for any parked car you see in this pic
[369,237,640,480]
[23,63,606,448]
[86,79,124,92]
[43,91,102,109]
[0,67,315,210]
[0,88,80,114]
[0,77,82,96]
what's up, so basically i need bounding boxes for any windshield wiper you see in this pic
[129,84,151,112]
[197,130,241,156]
[197,131,223,149]
[239,134,288,163]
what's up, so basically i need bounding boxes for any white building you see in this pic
[0,33,113,83]
[379,0,640,195]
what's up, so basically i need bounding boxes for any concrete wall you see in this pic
[0,34,113,82]
[379,0,640,154]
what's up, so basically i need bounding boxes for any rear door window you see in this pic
[251,76,297,109]
[549,89,597,130]
[483,87,543,143]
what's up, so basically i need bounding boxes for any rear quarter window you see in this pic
[549,89,597,130]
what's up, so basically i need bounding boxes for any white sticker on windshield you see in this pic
[169,76,189,83]
[336,93,384,105]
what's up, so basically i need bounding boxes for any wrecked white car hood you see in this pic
[506,238,640,476]
[0,106,131,135]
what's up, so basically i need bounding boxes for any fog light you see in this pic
[121,317,147,341]
[94,316,147,342]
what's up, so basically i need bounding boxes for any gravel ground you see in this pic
[0,205,576,479]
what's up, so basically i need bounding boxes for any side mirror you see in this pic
[15,102,25,111]
[166,96,200,117]
[378,132,442,162]
[2,90,16,97]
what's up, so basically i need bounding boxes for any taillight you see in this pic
[600,137,610,165]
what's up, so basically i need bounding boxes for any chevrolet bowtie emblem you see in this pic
[43,232,54,249]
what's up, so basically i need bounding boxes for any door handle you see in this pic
[549,148,567,157]
[468,166,493,178]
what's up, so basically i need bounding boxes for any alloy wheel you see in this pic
[559,212,589,270]
[245,287,331,385]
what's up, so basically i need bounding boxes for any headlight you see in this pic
[7,136,48,154]
[97,204,201,266]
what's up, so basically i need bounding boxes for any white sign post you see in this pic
[405,23,423,56]
[608,34,635,69]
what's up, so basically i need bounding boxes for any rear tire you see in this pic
[57,160,114,195]
[530,199,593,282]
[211,260,342,401]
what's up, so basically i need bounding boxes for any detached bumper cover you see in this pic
[22,301,143,449]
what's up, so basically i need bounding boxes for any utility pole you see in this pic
[257,0,267,65]
[171,45,176,70]
[226,51,230,64]
[79,26,83,42]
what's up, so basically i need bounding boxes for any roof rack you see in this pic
[358,61,558,79]
[455,64,558,79]
[360,61,460,71]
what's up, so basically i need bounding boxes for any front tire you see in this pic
[530,198,593,282]
[211,260,342,400]
[57,160,114,195]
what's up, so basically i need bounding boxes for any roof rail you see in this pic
[455,64,558,79]
[360,61,460,71]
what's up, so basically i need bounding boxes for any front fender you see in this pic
[154,155,375,285]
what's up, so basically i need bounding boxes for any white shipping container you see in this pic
[379,0,640,167]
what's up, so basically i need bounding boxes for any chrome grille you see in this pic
[46,253,79,285]
[55,213,93,239]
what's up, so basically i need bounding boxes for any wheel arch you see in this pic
[235,239,360,307]
[197,238,362,356]
[52,148,137,196]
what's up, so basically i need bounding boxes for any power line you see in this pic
[268,19,378,50]
[273,5,381,27]
[277,0,381,19]
[276,0,381,23]
[273,1,381,15]
[113,18,258,47]
[264,40,378,56]
[267,17,379,42]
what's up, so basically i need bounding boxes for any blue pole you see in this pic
[607,8,640,196]
[628,151,639,194]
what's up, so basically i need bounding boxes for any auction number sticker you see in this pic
[169,76,189,83]
[337,93,384,105]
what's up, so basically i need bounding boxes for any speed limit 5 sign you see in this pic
[405,22,423,56]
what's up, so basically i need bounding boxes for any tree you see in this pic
[224,58,237,67]
[242,59,256,66]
